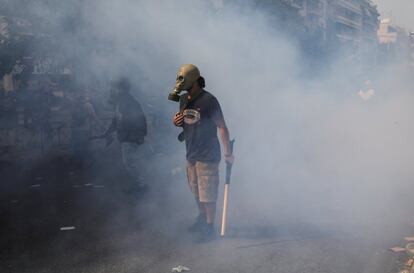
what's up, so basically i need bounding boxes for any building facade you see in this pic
[221,0,380,70]
[377,18,411,65]
[285,0,379,69]
[286,0,379,45]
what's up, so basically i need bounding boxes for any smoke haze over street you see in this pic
[1,1,414,272]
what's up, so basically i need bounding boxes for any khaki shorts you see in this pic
[187,161,220,203]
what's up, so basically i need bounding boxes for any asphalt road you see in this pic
[0,147,411,273]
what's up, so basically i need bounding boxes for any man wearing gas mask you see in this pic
[104,77,148,194]
[171,64,234,242]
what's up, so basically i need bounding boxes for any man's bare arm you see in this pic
[217,121,234,164]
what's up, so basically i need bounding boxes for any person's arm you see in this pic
[85,102,104,129]
[212,98,234,164]
[173,112,184,127]
[136,101,147,137]
[104,116,116,136]
[142,113,147,137]
[173,96,185,127]
[217,120,234,164]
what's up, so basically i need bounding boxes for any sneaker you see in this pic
[187,214,206,233]
[194,224,216,243]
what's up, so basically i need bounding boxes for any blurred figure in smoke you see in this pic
[34,82,54,144]
[104,77,148,194]
[70,89,103,169]
[0,85,17,146]
[172,64,234,242]
[358,79,375,101]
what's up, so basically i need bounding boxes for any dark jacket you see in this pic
[109,92,147,144]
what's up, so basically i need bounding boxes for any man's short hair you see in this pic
[197,76,205,88]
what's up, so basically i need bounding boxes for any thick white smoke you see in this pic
[10,0,414,240]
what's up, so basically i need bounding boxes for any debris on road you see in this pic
[84,183,93,187]
[171,265,190,272]
[405,237,414,242]
[60,226,76,231]
[406,243,414,256]
[390,247,406,253]
[405,257,414,267]
[397,256,414,273]
[30,184,41,188]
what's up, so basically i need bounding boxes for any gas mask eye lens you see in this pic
[177,76,184,81]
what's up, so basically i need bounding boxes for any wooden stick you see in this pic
[220,184,229,236]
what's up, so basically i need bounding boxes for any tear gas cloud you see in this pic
[5,0,414,238]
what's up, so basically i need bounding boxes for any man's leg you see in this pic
[195,198,205,217]
[121,142,147,193]
[71,129,89,170]
[121,142,135,191]
[187,162,206,232]
[195,161,220,242]
[204,202,216,225]
[131,143,148,187]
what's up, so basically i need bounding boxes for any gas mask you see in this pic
[168,64,200,102]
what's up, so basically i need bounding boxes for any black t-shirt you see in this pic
[180,90,224,163]
[115,92,147,144]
